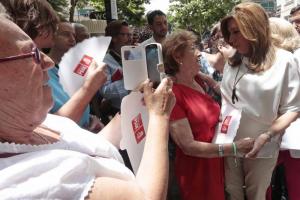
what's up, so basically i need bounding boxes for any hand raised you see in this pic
[142,78,175,117]
[83,61,107,91]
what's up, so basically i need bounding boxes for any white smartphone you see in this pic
[121,45,147,90]
[145,43,165,87]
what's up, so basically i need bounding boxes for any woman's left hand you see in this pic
[245,133,270,158]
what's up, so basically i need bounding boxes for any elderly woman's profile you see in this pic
[0,4,175,200]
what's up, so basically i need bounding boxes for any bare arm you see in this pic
[55,62,107,123]
[87,78,175,200]
[100,113,122,149]
[170,118,231,157]
[246,111,299,158]
[170,118,254,158]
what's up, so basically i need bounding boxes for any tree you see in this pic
[168,0,240,36]
[69,0,90,22]
[89,0,150,26]
[117,0,148,26]
[47,0,68,18]
[49,0,150,25]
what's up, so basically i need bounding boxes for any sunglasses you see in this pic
[0,47,41,64]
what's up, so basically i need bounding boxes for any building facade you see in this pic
[242,0,277,16]
[277,0,300,18]
[242,0,300,18]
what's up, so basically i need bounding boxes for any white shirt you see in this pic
[221,49,300,156]
[294,48,300,68]
[141,36,157,46]
[0,114,134,200]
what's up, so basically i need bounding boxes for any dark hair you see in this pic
[105,20,128,37]
[0,0,59,40]
[162,30,197,76]
[290,5,300,15]
[146,10,166,25]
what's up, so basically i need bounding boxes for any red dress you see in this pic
[170,83,225,200]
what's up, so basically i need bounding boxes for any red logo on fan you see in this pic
[221,116,232,134]
[131,113,146,144]
[74,55,93,76]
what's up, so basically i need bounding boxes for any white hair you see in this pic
[270,17,300,52]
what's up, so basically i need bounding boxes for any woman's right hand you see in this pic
[83,61,107,92]
[142,78,176,117]
[218,43,237,59]
[235,137,255,154]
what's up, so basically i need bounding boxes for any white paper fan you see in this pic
[58,36,111,96]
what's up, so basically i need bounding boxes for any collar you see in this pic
[108,49,122,66]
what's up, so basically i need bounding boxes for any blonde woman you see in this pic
[268,17,300,200]
[270,17,300,66]
[220,3,300,200]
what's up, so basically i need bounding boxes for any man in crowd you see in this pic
[48,21,106,131]
[141,10,168,45]
[100,20,132,116]
[99,20,135,171]
[72,22,90,43]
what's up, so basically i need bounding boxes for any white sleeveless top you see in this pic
[0,114,134,200]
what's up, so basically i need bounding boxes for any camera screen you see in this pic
[123,48,143,61]
[145,44,160,84]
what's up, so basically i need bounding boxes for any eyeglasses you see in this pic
[118,32,132,37]
[0,47,41,64]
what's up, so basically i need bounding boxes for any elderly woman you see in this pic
[0,9,175,200]
[220,3,300,200]
[267,17,300,200]
[163,30,254,200]
[270,17,300,65]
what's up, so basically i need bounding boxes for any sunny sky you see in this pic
[145,0,170,14]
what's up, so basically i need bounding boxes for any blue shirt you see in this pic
[199,53,222,105]
[48,66,90,127]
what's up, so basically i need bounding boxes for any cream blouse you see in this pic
[221,49,300,156]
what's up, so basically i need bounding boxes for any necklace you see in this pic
[232,65,246,104]
[231,58,259,104]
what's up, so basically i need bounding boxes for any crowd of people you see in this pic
[1,0,300,200]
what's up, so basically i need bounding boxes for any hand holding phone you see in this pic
[145,43,165,87]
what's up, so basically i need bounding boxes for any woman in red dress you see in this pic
[162,30,254,200]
